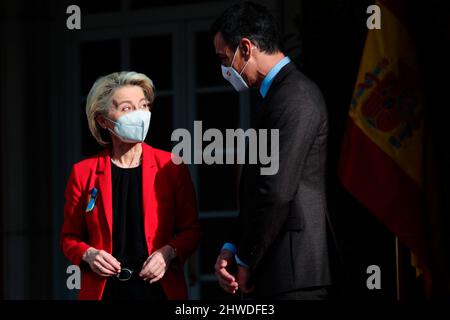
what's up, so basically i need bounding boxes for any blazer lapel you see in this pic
[256,62,296,129]
[141,143,158,252]
[264,62,296,100]
[97,149,113,240]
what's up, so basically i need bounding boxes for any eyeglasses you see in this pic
[116,268,134,281]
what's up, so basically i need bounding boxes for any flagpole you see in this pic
[395,236,401,300]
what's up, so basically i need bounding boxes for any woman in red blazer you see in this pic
[60,71,200,300]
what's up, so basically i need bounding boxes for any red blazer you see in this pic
[60,143,200,300]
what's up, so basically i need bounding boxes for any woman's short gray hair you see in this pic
[86,71,155,147]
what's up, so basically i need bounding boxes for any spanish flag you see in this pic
[339,0,431,292]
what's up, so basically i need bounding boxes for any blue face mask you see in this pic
[106,109,151,143]
[221,46,250,92]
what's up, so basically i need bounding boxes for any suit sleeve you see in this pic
[167,162,201,264]
[60,165,91,266]
[237,88,325,269]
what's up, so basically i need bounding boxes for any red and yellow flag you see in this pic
[339,0,430,291]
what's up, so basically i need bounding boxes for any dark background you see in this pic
[0,0,449,300]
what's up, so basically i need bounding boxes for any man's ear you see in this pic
[239,38,254,60]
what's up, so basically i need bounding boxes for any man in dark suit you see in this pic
[212,2,333,299]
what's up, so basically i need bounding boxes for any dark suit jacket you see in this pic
[235,62,332,297]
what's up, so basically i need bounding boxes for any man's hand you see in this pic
[214,249,238,294]
[140,245,176,283]
[82,247,121,277]
[236,265,255,294]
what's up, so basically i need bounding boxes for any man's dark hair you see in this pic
[210,1,281,54]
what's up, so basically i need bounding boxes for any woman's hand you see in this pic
[139,245,176,283]
[82,247,121,277]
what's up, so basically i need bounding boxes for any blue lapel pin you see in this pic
[86,187,98,212]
